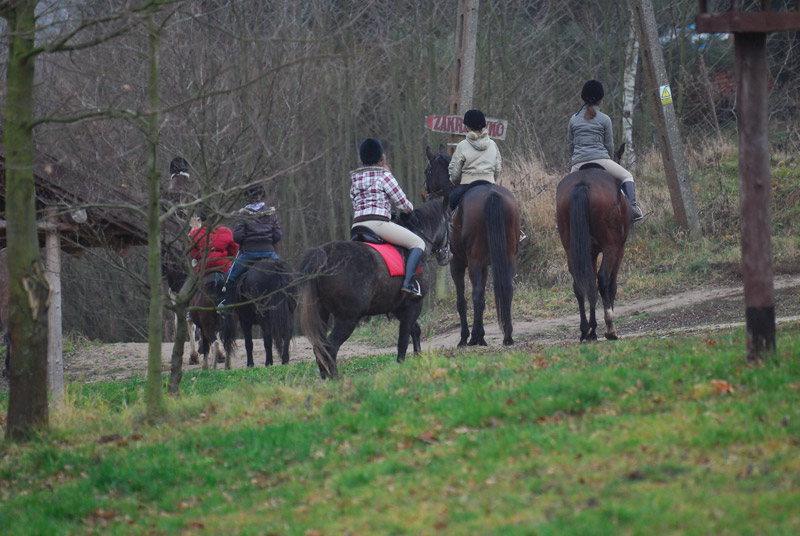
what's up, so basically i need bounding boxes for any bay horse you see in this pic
[298,199,450,379]
[424,145,520,347]
[555,148,631,341]
[221,258,297,367]
[190,272,236,369]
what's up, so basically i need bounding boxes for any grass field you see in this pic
[2,325,799,535]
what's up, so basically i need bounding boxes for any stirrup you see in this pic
[631,206,644,222]
[519,229,528,242]
[401,280,422,297]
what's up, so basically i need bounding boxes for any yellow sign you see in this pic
[660,84,673,104]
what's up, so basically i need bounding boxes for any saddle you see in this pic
[350,226,419,277]
[449,179,493,212]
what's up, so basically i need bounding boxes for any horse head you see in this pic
[424,145,453,202]
[399,199,452,266]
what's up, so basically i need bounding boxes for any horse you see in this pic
[298,199,450,379]
[189,272,236,369]
[555,147,631,342]
[221,258,297,367]
[424,145,520,347]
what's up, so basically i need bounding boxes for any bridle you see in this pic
[400,205,451,266]
[423,154,453,200]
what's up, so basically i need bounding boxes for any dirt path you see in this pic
[7,274,800,386]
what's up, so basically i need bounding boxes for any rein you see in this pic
[424,155,453,199]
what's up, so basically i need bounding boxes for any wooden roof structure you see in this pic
[0,142,179,254]
[696,0,800,33]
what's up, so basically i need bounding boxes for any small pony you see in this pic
[190,272,236,369]
[221,258,297,367]
[555,147,631,342]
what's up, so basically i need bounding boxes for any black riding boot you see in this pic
[621,182,644,222]
[218,282,235,310]
[401,248,424,297]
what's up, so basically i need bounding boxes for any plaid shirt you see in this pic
[350,166,414,221]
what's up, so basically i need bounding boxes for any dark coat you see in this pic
[233,204,282,252]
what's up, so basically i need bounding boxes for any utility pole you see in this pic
[448,0,480,150]
[633,0,702,240]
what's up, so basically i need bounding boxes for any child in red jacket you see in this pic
[189,211,239,276]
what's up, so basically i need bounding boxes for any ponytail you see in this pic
[584,104,597,121]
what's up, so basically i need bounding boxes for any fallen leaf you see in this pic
[416,430,439,445]
[711,379,734,395]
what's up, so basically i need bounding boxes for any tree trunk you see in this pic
[145,12,165,420]
[3,1,51,441]
[622,3,639,171]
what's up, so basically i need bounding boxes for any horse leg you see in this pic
[598,248,623,340]
[451,260,470,347]
[468,263,488,346]
[261,316,274,367]
[242,320,255,368]
[585,253,600,342]
[188,320,199,365]
[396,304,423,363]
[411,321,422,354]
[320,317,358,380]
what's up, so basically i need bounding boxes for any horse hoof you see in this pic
[247,363,254,368]
[503,338,514,346]
[605,332,618,341]
[457,340,467,348]
[189,353,199,365]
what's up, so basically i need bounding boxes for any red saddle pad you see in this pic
[364,242,421,277]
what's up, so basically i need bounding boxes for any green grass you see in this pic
[2,326,800,535]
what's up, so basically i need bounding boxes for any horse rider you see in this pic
[448,109,503,213]
[567,80,644,221]
[164,156,193,222]
[220,184,283,307]
[188,209,239,277]
[351,137,425,297]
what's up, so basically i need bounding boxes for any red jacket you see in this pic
[189,226,239,274]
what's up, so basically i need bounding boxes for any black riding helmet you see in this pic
[245,184,266,204]
[170,156,189,175]
[359,138,384,166]
[581,80,604,105]
[463,109,486,131]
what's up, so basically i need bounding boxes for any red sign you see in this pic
[425,114,508,140]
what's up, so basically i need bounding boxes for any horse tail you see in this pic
[220,310,236,357]
[569,183,596,303]
[486,191,514,337]
[298,248,334,375]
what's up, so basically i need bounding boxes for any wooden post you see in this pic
[633,0,702,240]
[45,208,64,408]
[735,32,775,361]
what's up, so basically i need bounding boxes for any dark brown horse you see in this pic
[221,258,297,367]
[298,199,450,379]
[555,156,631,341]
[424,145,520,346]
[189,272,236,369]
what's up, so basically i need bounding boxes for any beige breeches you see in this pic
[353,220,426,251]
[571,159,634,184]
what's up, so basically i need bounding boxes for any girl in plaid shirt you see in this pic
[351,138,425,297]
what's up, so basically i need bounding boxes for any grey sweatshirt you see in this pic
[567,105,614,166]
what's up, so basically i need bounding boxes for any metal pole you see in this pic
[735,31,775,361]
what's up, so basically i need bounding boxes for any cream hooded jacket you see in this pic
[448,129,502,185]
